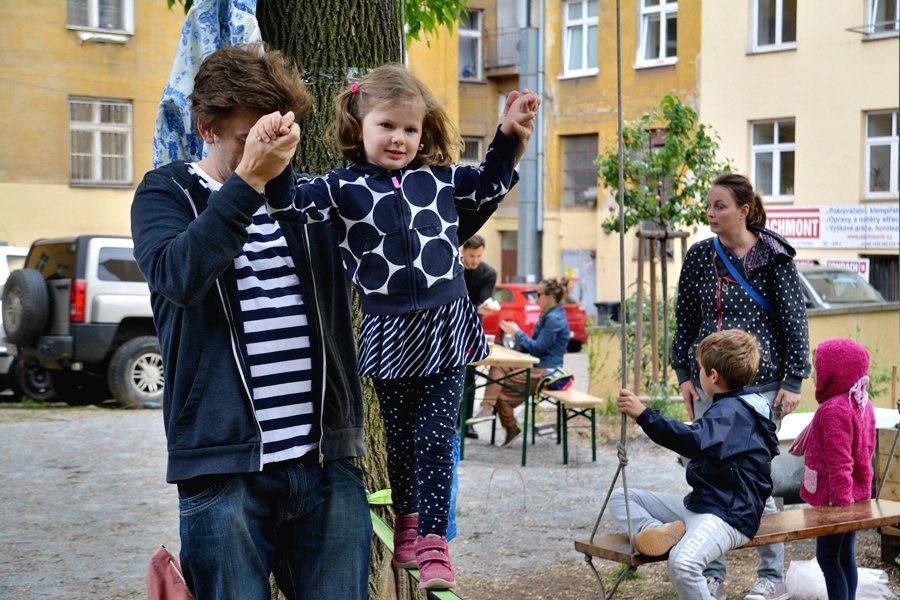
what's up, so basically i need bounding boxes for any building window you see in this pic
[753,0,797,50]
[866,110,899,197]
[751,119,795,201]
[562,134,598,207]
[638,0,677,66]
[69,98,132,186]
[460,137,483,167]
[67,0,132,32]
[868,0,900,35]
[459,10,483,81]
[563,0,598,76]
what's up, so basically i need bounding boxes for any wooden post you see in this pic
[633,233,645,395]
[649,238,659,387]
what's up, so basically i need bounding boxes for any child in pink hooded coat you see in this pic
[796,338,875,599]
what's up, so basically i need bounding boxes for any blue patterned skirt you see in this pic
[358,296,489,379]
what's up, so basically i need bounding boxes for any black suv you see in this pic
[2,235,162,407]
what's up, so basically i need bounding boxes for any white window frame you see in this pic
[865,110,899,198]
[562,0,599,78]
[459,10,483,81]
[66,0,134,34]
[636,0,678,68]
[867,0,900,36]
[69,97,133,186]
[751,119,795,203]
[751,0,797,52]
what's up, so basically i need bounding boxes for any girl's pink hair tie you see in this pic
[350,83,360,94]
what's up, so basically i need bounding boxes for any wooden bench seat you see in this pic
[538,390,606,464]
[574,499,900,566]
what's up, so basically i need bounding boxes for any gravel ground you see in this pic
[0,351,897,599]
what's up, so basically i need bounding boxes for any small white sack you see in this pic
[785,559,895,600]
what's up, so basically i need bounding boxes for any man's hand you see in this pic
[774,388,801,417]
[680,380,699,420]
[616,389,646,420]
[235,111,300,191]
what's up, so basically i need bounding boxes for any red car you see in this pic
[482,283,589,352]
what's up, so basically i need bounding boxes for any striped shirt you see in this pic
[190,164,317,464]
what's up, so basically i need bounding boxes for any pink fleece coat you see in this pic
[800,338,876,507]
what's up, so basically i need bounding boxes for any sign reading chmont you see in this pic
[767,205,899,249]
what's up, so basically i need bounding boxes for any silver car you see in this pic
[796,264,887,309]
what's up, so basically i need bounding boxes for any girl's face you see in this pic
[360,100,425,170]
[706,185,750,236]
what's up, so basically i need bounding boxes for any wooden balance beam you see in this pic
[575,498,900,567]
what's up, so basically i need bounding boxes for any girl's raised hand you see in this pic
[256,110,296,143]
[499,91,540,136]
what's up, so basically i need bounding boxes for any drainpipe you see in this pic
[516,1,541,282]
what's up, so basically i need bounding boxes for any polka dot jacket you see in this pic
[266,127,518,316]
[672,226,811,394]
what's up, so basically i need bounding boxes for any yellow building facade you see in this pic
[0,1,184,247]
[411,0,703,317]
[700,0,899,300]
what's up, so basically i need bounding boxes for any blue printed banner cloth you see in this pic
[153,0,261,168]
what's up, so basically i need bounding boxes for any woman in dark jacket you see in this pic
[671,172,810,600]
[471,276,571,448]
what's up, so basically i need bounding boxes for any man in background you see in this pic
[461,235,499,434]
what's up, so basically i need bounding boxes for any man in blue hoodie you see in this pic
[609,329,780,600]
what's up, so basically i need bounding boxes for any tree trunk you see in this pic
[256,3,418,599]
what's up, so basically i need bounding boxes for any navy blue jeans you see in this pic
[817,531,858,600]
[177,456,371,600]
[374,367,464,536]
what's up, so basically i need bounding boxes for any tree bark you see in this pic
[256,2,418,599]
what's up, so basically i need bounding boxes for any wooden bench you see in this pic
[574,499,900,567]
[539,389,606,464]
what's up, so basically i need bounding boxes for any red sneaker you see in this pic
[392,514,418,568]
[415,534,456,590]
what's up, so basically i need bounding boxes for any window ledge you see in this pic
[862,30,900,42]
[75,30,131,44]
[558,69,599,81]
[863,192,900,201]
[633,57,678,70]
[69,181,134,189]
[760,195,795,204]
[748,43,797,55]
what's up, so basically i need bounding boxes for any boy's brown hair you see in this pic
[696,329,761,389]
[189,43,313,135]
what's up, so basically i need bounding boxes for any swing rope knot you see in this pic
[616,441,629,467]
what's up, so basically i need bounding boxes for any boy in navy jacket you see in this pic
[610,329,780,600]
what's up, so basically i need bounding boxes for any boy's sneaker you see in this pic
[465,406,495,425]
[707,577,726,600]
[392,514,418,568]
[633,520,686,556]
[415,534,456,590]
[744,578,789,600]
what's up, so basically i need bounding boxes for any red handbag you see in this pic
[148,545,195,600]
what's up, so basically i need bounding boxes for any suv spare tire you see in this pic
[108,336,164,408]
[2,269,49,346]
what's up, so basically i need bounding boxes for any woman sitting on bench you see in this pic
[610,329,780,600]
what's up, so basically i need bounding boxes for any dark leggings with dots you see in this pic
[373,367,464,537]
